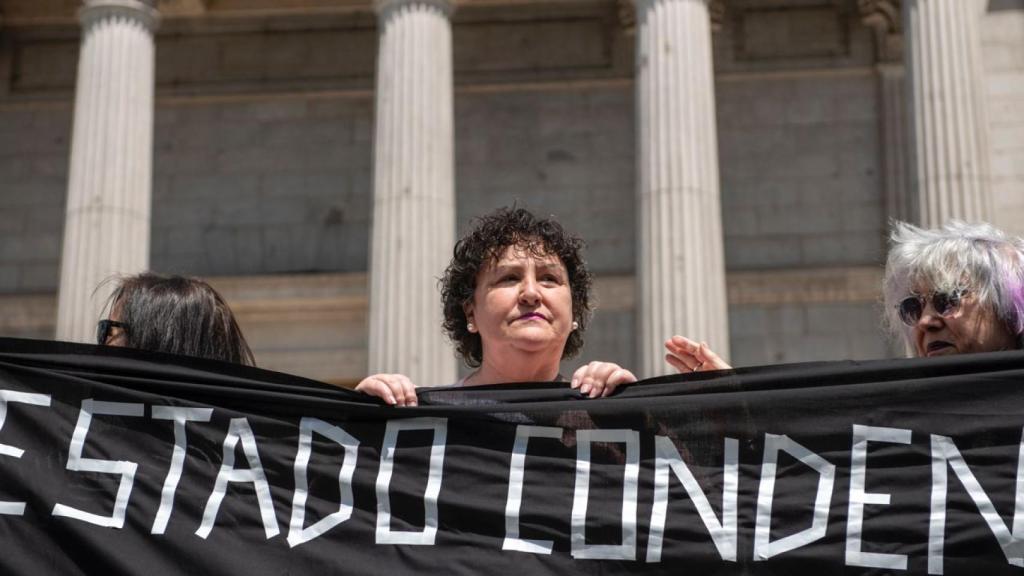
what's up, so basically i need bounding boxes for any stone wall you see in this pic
[709,3,888,367]
[151,97,373,276]
[730,302,888,365]
[0,106,70,294]
[456,86,635,275]
[717,71,885,270]
[984,2,1024,237]
[150,83,638,278]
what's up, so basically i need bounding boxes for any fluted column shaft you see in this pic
[635,0,729,377]
[904,0,992,226]
[56,0,159,342]
[368,0,456,385]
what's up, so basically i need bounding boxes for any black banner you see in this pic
[1,337,1024,574]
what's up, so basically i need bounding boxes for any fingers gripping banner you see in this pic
[1,338,1024,575]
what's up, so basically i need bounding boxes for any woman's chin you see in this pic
[503,332,565,354]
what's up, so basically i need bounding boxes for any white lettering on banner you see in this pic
[927,432,1024,574]
[570,429,641,560]
[287,417,359,548]
[647,436,739,563]
[196,418,279,539]
[375,418,448,545]
[503,425,564,554]
[52,399,145,528]
[150,406,214,535]
[0,390,51,516]
[16,385,1024,568]
[845,424,912,570]
[753,433,836,560]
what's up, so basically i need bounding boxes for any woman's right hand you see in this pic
[571,361,637,398]
[664,335,731,373]
[355,374,418,406]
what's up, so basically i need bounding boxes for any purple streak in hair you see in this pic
[1006,275,1024,335]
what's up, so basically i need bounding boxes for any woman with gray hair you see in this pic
[883,220,1024,357]
[665,220,1024,370]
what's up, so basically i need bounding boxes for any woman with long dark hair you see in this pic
[97,273,255,366]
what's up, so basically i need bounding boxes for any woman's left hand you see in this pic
[664,335,731,372]
[571,361,637,398]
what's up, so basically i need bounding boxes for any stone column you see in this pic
[368,0,456,386]
[56,0,159,343]
[634,0,729,377]
[904,0,992,227]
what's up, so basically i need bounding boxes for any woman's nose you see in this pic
[916,303,944,329]
[519,276,540,304]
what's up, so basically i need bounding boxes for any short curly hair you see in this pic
[441,208,592,367]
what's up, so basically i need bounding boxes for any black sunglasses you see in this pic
[96,319,128,345]
[896,290,967,326]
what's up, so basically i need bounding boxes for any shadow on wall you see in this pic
[990,0,1024,12]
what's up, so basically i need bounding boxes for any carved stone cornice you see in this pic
[858,0,902,62]
[618,0,725,36]
[157,0,207,17]
[709,0,725,32]
[617,0,635,34]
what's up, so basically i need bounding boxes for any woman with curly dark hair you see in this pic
[356,207,635,406]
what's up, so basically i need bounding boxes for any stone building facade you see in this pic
[0,0,1021,385]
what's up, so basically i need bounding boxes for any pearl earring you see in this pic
[572,320,579,331]
[467,322,476,333]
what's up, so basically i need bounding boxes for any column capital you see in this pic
[375,0,454,19]
[902,0,988,17]
[621,0,724,35]
[858,0,902,62]
[80,0,160,32]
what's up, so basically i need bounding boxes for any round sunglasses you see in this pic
[895,290,967,326]
[96,319,128,345]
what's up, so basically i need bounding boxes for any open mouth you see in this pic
[926,341,956,354]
